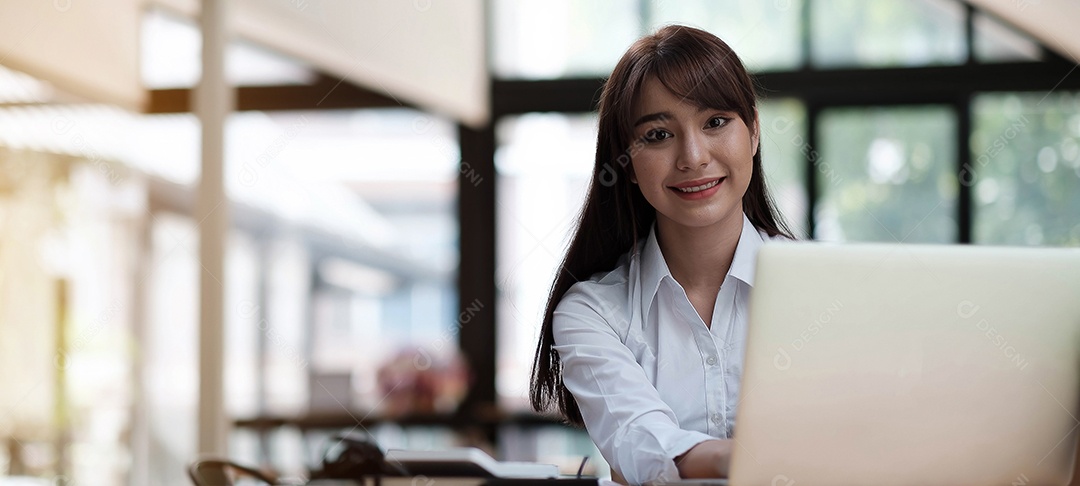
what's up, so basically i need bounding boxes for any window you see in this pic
[494,113,596,410]
[647,0,803,71]
[759,98,810,237]
[973,12,1042,63]
[972,93,1080,246]
[491,0,804,78]
[811,0,966,68]
[815,106,958,243]
[490,0,642,79]
[141,9,315,88]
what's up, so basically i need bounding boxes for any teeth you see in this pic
[675,179,720,193]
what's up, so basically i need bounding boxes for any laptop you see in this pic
[729,242,1080,486]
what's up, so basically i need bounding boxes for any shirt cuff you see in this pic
[612,411,718,484]
[665,429,718,463]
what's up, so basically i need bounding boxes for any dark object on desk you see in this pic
[188,458,277,486]
[309,430,408,480]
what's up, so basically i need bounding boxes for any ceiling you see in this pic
[0,0,487,126]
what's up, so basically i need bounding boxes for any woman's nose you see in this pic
[677,131,710,170]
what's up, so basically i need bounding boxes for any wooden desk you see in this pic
[233,410,576,470]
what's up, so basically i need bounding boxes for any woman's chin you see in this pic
[657,207,742,231]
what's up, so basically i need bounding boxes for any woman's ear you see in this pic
[627,162,638,184]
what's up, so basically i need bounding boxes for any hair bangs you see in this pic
[650,38,757,126]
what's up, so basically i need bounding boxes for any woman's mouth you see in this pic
[669,178,724,199]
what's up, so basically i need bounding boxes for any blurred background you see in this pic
[1,0,1079,484]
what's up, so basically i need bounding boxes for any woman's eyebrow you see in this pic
[633,112,671,127]
[633,106,721,127]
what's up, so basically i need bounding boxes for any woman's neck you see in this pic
[655,210,745,291]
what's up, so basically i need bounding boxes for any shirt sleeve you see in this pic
[552,287,716,485]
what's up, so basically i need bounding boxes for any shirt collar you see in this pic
[638,213,766,319]
[729,214,764,287]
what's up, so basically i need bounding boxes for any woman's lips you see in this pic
[669,177,724,200]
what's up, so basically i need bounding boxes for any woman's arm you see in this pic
[553,289,717,484]
[675,439,733,478]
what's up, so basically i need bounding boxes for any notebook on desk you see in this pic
[730,243,1080,485]
[309,479,603,486]
[385,447,560,479]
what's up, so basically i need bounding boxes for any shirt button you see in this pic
[706,356,717,366]
[712,414,722,425]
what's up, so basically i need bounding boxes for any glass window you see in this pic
[811,0,966,68]
[759,98,810,237]
[815,106,958,243]
[146,212,200,485]
[0,154,141,484]
[0,104,462,482]
[973,12,1042,63]
[237,108,462,416]
[490,0,642,79]
[971,92,1080,246]
[494,113,595,411]
[142,9,316,89]
[647,0,803,72]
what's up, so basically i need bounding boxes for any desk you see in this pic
[234,411,573,469]
[305,478,604,486]
[234,410,565,432]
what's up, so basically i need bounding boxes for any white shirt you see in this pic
[552,213,771,484]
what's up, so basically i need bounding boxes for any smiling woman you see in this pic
[529,25,793,484]
[628,77,758,239]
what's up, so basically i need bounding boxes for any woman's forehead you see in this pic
[631,76,732,119]
[632,78,686,113]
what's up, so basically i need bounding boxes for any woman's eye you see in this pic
[706,116,729,129]
[643,129,672,143]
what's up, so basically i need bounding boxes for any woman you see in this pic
[530,25,793,484]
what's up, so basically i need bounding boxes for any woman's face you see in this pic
[628,76,758,231]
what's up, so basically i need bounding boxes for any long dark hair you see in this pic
[529,25,793,425]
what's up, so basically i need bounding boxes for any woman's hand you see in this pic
[675,439,733,478]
